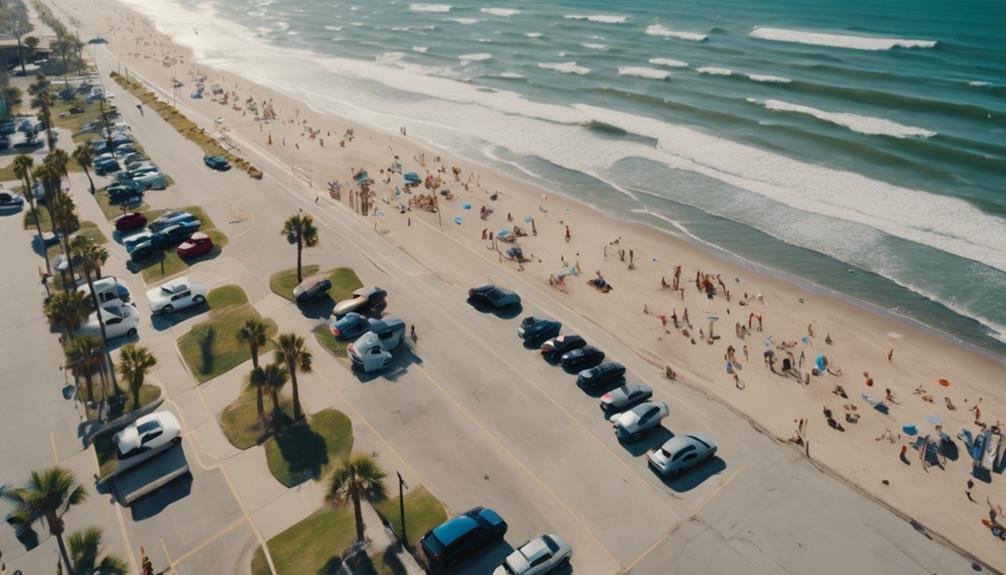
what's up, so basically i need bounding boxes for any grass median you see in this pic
[374,485,448,550]
[264,408,353,487]
[219,383,295,450]
[132,205,228,282]
[269,265,363,302]
[177,285,276,383]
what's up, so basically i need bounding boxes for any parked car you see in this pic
[124,231,154,253]
[94,158,120,175]
[106,184,142,207]
[113,412,181,460]
[329,312,380,340]
[130,221,200,260]
[121,152,146,166]
[114,211,147,231]
[127,163,160,177]
[610,402,669,441]
[149,210,197,232]
[421,507,508,567]
[333,286,388,318]
[540,335,585,361]
[648,434,718,477]
[493,534,571,575]
[468,284,520,309]
[146,276,207,315]
[560,346,605,372]
[203,154,231,171]
[78,302,139,339]
[160,220,201,243]
[132,171,167,190]
[576,362,625,389]
[176,232,213,258]
[517,316,560,342]
[77,276,130,304]
[0,191,24,209]
[292,276,332,304]
[600,383,653,412]
[346,318,407,372]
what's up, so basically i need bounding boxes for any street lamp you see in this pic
[396,471,408,547]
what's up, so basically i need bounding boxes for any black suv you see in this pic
[420,506,507,568]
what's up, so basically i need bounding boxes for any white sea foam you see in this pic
[375,51,406,64]
[648,57,688,68]
[499,72,524,79]
[524,32,542,38]
[480,7,519,17]
[645,25,706,41]
[750,27,937,50]
[969,80,991,87]
[618,67,670,80]
[477,38,493,43]
[459,53,492,64]
[563,14,627,24]
[581,43,608,50]
[449,17,479,24]
[759,99,936,138]
[537,61,591,75]
[323,25,343,31]
[409,3,450,13]
[747,74,791,84]
[412,46,429,53]
[697,66,732,76]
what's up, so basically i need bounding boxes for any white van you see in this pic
[78,276,130,304]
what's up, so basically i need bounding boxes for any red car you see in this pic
[176,232,213,258]
[115,212,147,231]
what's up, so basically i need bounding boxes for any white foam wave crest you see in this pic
[645,25,706,41]
[409,3,450,13]
[375,51,406,64]
[412,46,429,53]
[648,58,688,68]
[969,80,991,87]
[499,72,524,78]
[564,14,627,24]
[480,7,518,17]
[524,32,542,38]
[697,66,732,76]
[749,27,937,50]
[323,25,342,31]
[581,43,608,50]
[459,53,492,64]
[537,61,591,75]
[747,74,791,84]
[449,17,478,24]
[759,99,936,138]
[618,67,670,80]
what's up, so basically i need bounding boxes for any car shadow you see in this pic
[656,456,728,493]
[150,303,209,331]
[620,426,674,457]
[468,299,523,320]
[297,294,336,320]
[579,379,624,398]
[562,360,603,375]
[105,331,140,352]
[129,472,193,520]
[441,540,514,575]
[178,244,224,266]
[353,345,423,384]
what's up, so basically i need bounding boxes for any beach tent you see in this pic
[454,216,463,225]
[497,228,511,238]
[404,172,422,184]
[462,203,472,210]
[902,424,918,436]
[353,170,369,183]
[506,246,524,260]
[815,354,827,371]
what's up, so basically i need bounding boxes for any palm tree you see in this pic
[44,290,90,340]
[24,35,39,67]
[28,74,56,151]
[71,235,116,392]
[13,154,48,274]
[2,467,88,575]
[258,362,289,422]
[64,335,103,402]
[117,344,157,411]
[325,454,388,543]
[274,333,312,422]
[47,149,71,190]
[281,213,319,283]
[68,527,128,575]
[72,144,96,194]
[236,318,270,421]
[46,190,79,290]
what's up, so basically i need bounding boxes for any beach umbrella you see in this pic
[801,336,810,345]
[524,215,533,223]
[706,315,719,322]
[938,378,951,387]
[497,228,511,238]
[815,354,827,370]
[462,202,472,210]
[453,216,463,225]
[902,424,918,436]
[926,415,943,426]
[763,336,773,348]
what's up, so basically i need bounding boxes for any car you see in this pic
[124,231,155,252]
[146,276,207,315]
[130,223,200,260]
[346,317,407,372]
[576,361,625,389]
[88,36,108,44]
[94,158,120,175]
[600,383,653,412]
[176,232,213,258]
[131,171,167,190]
[540,334,585,361]
[293,276,332,304]
[610,402,669,441]
[121,152,146,166]
[329,312,380,340]
[77,276,130,304]
[148,210,197,232]
[561,346,605,372]
[113,412,181,459]
[333,286,388,317]
[648,433,718,477]
[127,163,160,177]
[493,533,572,575]
[203,154,231,171]
[106,183,142,206]
[78,302,139,339]
[468,284,520,309]
[517,316,560,342]
[0,191,24,209]
[160,220,201,243]
[114,211,147,231]
[420,507,508,567]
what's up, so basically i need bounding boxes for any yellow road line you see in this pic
[168,516,247,569]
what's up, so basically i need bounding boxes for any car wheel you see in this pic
[193,295,205,305]
[161,304,174,315]
[172,436,182,445]
[558,556,570,568]
[127,328,137,337]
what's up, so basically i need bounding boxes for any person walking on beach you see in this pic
[888,348,895,362]
[136,103,144,116]
[966,479,975,502]
[565,225,571,243]
[410,325,417,344]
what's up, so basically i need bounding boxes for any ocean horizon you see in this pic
[116,0,1006,356]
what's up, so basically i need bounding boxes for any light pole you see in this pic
[396,471,408,547]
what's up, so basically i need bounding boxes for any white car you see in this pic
[648,433,718,477]
[77,276,130,304]
[493,534,571,575]
[132,171,167,190]
[609,401,669,441]
[146,276,207,315]
[346,318,406,373]
[79,302,139,339]
[113,411,182,459]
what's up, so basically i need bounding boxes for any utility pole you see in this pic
[396,471,408,547]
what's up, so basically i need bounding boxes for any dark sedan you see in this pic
[420,507,507,568]
[540,334,585,360]
[114,212,147,232]
[518,316,561,342]
[293,276,332,304]
[576,362,625,389]
[203,154,231,171]
[561,346,605,372]
[468,284,521,308]
[600,383,653,412]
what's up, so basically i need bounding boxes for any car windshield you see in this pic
[137,420,160,434]
[542,535,560,552]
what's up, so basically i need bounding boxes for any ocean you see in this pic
[118,0,1006,355]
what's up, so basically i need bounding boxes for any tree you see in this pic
[45,189,79,290]
[2,467,88,575]
[236,318,270,422]
[72,144,95,194]
[47,149,71,188]
[64,335,103,403]
[325,454,387,543]
[23,35,39,66]
[117,344,157,410]
[68,527,128,575]
[44,290,90,339]
[274,333,312,422]
[28,74,56,151]
[281,213,318,283]
[71,235,115,393]
[13,154,48,274]
[256,362,289,422]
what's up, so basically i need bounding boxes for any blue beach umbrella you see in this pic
[524,215,533,223]
[462,202,472,210]
[497,228,511,238]
[902,424,918,436]
[454,216,463,225]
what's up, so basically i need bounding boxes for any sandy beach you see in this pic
[41,0,1006,568]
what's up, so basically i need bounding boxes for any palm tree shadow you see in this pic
[379,546,408,575]
[198,326,216,377]
[275,421,329,485]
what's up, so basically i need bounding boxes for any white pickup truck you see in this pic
[346,317,406,372]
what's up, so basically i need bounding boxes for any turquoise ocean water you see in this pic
[122,0,1006,355]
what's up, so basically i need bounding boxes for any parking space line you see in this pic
[167,516,247,569]
[49,431,59,464]
[90,439,140,573]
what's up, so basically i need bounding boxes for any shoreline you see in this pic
[42,0,1006,570]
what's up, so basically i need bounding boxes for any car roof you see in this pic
[519,538,550,562]
[432,515,480,547]
[354,286,385,297]
[161,277,191,293]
